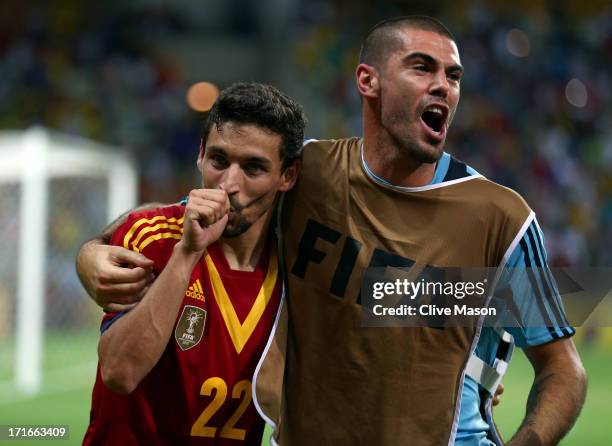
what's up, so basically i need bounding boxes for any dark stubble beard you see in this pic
[399,134,443,164]
[222,195,252,237]
[389,107,446,164]
[222,215,251,237]
[381,87,447,165]
[387,118,444,165]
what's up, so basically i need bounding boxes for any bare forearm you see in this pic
[509,348,587,445]
[76,238,106,299]
[99,242,201,394]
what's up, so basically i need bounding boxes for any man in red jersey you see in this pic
[79,17,584,446]
[82,82,305,445]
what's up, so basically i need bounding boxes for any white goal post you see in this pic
[0,127,137,395]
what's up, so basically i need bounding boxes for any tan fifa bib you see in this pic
[254,138,531,446]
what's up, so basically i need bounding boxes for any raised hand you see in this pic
[179,189,230,253]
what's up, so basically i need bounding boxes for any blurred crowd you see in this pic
[0,0,610,276]
[0,1,204,202]
[292,0,612,266]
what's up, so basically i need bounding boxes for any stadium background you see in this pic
[0,0,611,444]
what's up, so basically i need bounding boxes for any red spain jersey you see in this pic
[83,205,281,446]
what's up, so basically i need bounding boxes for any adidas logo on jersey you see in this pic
[186,279,205,302]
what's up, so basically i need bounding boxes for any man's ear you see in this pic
[196,139,205,171]
[279,159,301,192]
[356,63,379,99]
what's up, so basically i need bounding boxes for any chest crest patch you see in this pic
[175,305,206,351]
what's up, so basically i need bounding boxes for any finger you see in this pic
[188,189,228,207]
[208,213,229,236]
[184,208,206,230]
[103,302,138,313]
[98,283,151,307]
[97,273,154,295]
[492,396,500,407]
[187,196,228,214]
[205,189,229,204]
[191,194,230,216]
[188,202,225,226]
[135,284,151,300]
[199,203,225,225]
[221,193,230,214]
[496,383,504,396]
[99,266,155,285]
[109,247,154,268]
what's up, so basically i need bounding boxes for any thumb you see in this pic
[212,213,229,231]
[206,214,229,241]
[110,246,154,268]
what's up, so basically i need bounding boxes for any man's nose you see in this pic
[218,164,241,194]
[429,69,449,98]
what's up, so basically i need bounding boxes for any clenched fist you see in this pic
[179,189,230,253]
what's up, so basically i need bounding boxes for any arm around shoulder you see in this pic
[75,203,169,310]
[97,193,229,394]
[98,241,203,394]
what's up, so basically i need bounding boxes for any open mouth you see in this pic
[420,104,448,135]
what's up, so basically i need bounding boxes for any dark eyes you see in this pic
[412,64,461,82]
[209,155,228,168]
[209,155,265,175]
[243,163,265,175]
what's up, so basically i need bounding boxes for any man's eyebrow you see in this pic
[206,146,272,166]
[207,146,228,156]
[403,51,436,65]
[447,63,464,75]
[403,52,464,74]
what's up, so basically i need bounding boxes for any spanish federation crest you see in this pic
[175,305,207,351]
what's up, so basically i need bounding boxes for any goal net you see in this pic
[0,127,137,399]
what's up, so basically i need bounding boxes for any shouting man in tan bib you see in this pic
[77,16,585,446]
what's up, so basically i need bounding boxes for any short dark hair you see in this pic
[359,15,455,69]
[202,82,306,170]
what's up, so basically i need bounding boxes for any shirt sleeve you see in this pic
[110,208,182,272]
[100,311,126,334]
[99,207,183,333]
[493,218,575,348]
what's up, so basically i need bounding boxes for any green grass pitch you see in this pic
[0,330,610,445]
